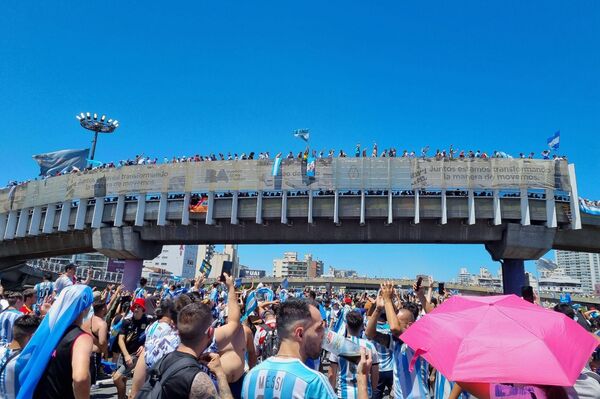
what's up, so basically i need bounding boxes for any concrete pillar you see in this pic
[157,193,168,226]
[91,197,105,228]
[114,195,125,227]
[333,190,340,225]
[414,191,420,224]
[231,191,239,225]
[4,211,18,240]
[387,190,393,225]
[493,190,502,226]
[74,199,88,230]
[281,191,288,224]
[545,189,557,228]
[121,259,144,292]
[206,192,215,225]
[28,206,42,236]
[256,191,263,224]
[440,189,447,225]
[360,190,365,225]
[15,208,30,238]
[58,201,71,232]
[42,204,57,233]
[135,196,146,226]
[568,164,582,230]
[181,193,191,226]
[0,213,8,242]
[307,190,314,224]
[520,188,530,226]
[467,189,475,225]
[501,259,526,296]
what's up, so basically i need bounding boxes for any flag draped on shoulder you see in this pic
[293,128,310,142]
[547,130,560,151]
[32,148,89,176]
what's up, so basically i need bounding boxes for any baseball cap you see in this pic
[131,298,146,312]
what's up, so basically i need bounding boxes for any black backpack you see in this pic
[136,354,204,399]
[259,324,279,362]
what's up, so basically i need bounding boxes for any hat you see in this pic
[344,297,352,305]
[131,298,146,312]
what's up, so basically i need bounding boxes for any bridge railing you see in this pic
[26,259,124,284]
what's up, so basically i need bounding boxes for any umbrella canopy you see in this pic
[400,294,598,386]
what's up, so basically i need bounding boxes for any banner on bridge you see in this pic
[0,159,572,212]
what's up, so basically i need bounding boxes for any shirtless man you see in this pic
[82,292,109,384]
[215,273,246,399]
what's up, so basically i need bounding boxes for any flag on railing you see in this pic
[190,196,209,213]
[306,157,316,177]
[293,128,310,142]
[580,198,600,216]
[272,156,283,176]
[547,130,560,151]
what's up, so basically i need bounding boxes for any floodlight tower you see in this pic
[76,112,119,160]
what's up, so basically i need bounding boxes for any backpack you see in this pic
[136,354,204,399]
[259,324,279,361]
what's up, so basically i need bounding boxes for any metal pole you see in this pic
[90,130,99,160]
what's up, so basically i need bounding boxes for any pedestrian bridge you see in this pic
[0,158,599,272]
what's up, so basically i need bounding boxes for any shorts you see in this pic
[115,354,139,378]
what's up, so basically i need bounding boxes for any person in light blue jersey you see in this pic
[242,298,338,399]
[329,310,380,399]
[133,277,148,299]
[34,274,54,310]
[370,310,394,399]
[365,282,429,399]
[0,314,41,398]
[0,293,23,345]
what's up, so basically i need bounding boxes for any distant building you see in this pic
[196,245,240,279]
[327,266,358,278]
[456,268,473,285]
[272,252,323,278]
[555,250,600,295]
[143,245,198,280]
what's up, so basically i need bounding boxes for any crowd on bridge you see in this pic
[3,144,570,190]
[0,262,598,399]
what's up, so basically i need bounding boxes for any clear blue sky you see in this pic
[1,2,599,280]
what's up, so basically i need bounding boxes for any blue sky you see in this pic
[1,2,599,280]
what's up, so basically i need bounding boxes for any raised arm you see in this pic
[365,293,390,347]
[382,281,402,336]
[215,273,241,345]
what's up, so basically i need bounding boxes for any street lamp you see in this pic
[76,112,119,160]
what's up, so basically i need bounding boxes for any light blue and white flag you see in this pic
[547,130,560,151]
[306,157,316,177]
[256,287,274,302]
[17,285,93,399]
[279,289,288,303]
[272,156,283,176]
[580,198,600,216]
[536,258,559,271]
[32,148,89,176]
[293,128,310,142]
[240,290,258,322]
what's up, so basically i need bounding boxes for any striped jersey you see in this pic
[0,310,23,345]
[0,345,21,398]
[434,371,474,399]
[134,287,147,299]
[371,324,393,372]
[329,336,380,399]
[241,357,336,399]
[34,281,54,305]
[389,335,430,399]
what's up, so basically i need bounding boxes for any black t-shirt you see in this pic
[119,314,148,353]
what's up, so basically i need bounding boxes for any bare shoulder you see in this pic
[189,372,219,399]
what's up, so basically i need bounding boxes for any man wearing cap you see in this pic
[112,297,148,399]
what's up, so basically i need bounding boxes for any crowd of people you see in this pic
[0,263,598,399]
[3,143,569,189]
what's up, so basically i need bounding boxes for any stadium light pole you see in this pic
[75,112,119,160]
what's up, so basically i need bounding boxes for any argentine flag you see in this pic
[547,130,560,151]
[293,128,310,142]
[241,290,258,321]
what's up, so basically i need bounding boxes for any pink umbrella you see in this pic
[400,294,598,386]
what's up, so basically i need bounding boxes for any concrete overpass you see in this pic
[0,158,598,295]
